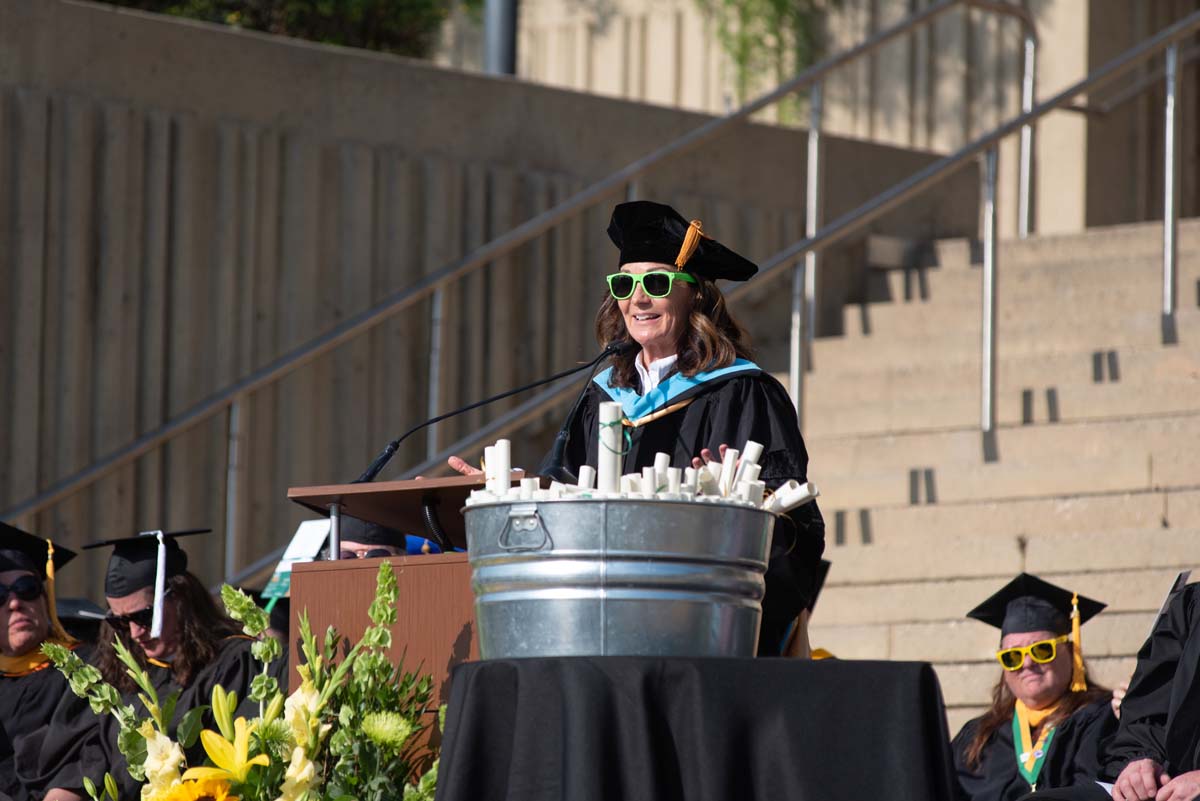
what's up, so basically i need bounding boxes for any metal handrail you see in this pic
[1,0,1035,529]
[399,8,1200,477]
[1064,43,1200,117]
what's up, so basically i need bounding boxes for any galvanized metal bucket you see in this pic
[464,499,776,658]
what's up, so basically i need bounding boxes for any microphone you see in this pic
[540,339,636,484]
[353,340,635,484]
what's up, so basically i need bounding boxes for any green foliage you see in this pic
[697,0,837,116]
[106,0,459,60]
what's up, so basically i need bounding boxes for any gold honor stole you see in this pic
[1012,699,1060,791]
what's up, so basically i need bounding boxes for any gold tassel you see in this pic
[1070,592,1086,691]
[43,540,76,645]
[674,220,705,269]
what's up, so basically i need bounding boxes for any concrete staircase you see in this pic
[797,218,1200,734]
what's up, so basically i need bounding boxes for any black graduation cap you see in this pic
[607,201,759,282]
[84,529,209,598]
[0,521,76,578]
[966,573,1105,636]
[338,516,407,549]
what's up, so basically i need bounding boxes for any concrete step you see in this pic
[866,250,1200,308]
[824,488,1197,546]
[801,345,1200,407]
[805,374,1200,438]
[810,610,1159,663]
[847,273,1200,343]
[816,567,1191,628]
[810,411,1200,474]
[812,309,1200,371]
[912,217,1200,271]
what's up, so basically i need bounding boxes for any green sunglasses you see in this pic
[606,270,697,300]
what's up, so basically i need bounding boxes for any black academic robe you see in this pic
[1100,583,1200,779]
[0,645,89,801]
[21,636,282,799]
[546,368,826,655]
[952,700,1117,801]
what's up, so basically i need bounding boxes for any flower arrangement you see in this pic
[47,561,439,801]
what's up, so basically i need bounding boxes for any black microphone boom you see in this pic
[353,341,633,483]
[540,343,634,483]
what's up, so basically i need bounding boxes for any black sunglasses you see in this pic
[339,548,395,560]
[105,590,170,630]
[0,575,43,603]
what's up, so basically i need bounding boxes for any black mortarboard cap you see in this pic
[607,201,758,282]
[337,516,407,549]
[0,521,76,578]
[84,529,209,597]
[966,573,1105,636]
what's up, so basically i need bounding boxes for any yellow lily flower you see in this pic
[182,717,269,784]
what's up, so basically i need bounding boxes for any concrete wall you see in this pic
[0,0,977,596]
[439,0,1200,237]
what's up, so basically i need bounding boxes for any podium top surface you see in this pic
[288,474,523,549]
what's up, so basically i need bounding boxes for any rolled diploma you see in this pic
[642,466,658,494]
[597,402,623,494]
[666,467,682,494]
[772,482,821,514]
[576,465,596,490]
[718,447,740,496]
[733,440,764,486]
[493,439,512,494]
[696,465,720,496]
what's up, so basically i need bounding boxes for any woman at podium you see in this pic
[455,200,825,655]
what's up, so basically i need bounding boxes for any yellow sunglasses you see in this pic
[995,635,1069,670]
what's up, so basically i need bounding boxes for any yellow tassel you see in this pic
[674,220,705,269]
[43,540,76,645]
[1070,592,1086,691]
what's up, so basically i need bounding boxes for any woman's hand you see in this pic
[1113,759,1168,801]
[447,456,483,476]
[691,444,730,470]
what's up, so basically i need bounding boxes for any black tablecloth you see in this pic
[434,657,959,801]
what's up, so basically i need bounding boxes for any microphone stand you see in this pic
[353,341,630,484]
[539,345,632,483]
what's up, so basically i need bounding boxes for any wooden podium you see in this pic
[286,476,505,703]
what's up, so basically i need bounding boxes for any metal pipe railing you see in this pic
[1163,43,1180,345]
[729,8,1200,434]
[1,0,1036,525]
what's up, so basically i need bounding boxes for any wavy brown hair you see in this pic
[595,274,753,388]
[962,652,1111,770]
[96,571,243,694]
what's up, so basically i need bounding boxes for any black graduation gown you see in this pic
[952,700,1117,801]
[0,645,89,801]
[21,636,282,798]
[544,368,826,655]
[1100,583,1200,779]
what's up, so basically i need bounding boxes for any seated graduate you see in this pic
[1095,579,1200,801]
[29,529,283,801]
[0,523,81,801]
[336,514,441,557]
[953,574,1115,801]
[449,200,825,656]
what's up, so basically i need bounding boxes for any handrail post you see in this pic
[791,81,823,424]
[223,395,244,582]
[1018,32,1036,239]
[427,287,446,457]
[981,147,999,440]
[805,82,822,372]
[1162,43,1179,345]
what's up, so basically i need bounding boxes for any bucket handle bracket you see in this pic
[498,503,552,551]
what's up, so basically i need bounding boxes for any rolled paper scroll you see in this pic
[576,465,596,490]
[597,402,623,494]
